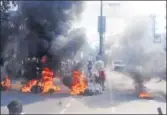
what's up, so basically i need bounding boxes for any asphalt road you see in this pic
[59,92,166,114]
[59,70,166,114]
[1,71,166,114]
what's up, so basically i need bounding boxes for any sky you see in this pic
[8,1,166,49]
[78,1,166,49]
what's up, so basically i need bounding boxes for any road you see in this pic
[59,71,166,114]
[1,71,166,114]
[1,86,72,114]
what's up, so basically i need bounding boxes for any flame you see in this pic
[70,70,88,95]
[41,68,60,93]
[21,67,60,93]
[20,79,38,92]
[139,91,152,98]
[1,76,11,90]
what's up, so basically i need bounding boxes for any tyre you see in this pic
[0,84,4,91]
[62,77,73,88]
[31,85,42,93]
[83,89,94,96]
[48,89,55,94]
[1,86,7,91]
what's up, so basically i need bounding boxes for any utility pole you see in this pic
[99,0,103,57]
[152,15,161,43]
[152,15,156,41]
[98,0,105,60]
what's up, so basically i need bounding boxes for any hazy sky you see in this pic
[9,1,166,49]
[78,1,166,48]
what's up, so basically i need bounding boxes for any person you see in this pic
[98,69,106,91]
[92,60,106,91]
[22,57,41,80]
[21,55,49,81]
[87,60,93,78]
[157,107,163,115]
[40,55,47,64]
[7,100,24,114]
[0,56,4,66]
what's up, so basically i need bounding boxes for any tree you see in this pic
[0,1,18,63]
[0,0,10,61]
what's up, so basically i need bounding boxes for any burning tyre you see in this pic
[1,76,11,91]
[31,85,42,93]
[82,89,94,96]
[48,89,55,94]
[0,84,7,91]
[20,68,60,94]
[20,79,38,93]
[62,76,73,89]
[62,70,102,96]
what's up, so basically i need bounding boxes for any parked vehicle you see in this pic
[112,60,125,71]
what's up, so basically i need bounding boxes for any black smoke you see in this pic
[1,1,86,79]
[20,1,85,58]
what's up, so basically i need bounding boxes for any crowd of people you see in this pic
[87,59,106,91]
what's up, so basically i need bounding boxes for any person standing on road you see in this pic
[98,69,106,91]
[92,60,106,91]
[87,60,93,78]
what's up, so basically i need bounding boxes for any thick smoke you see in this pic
[19,1,85,58]
[106,16,166,91]
[120,17,165,75]
[1,1,87,79]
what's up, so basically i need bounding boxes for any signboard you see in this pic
[151,15,161,44]
[98,16,106,34]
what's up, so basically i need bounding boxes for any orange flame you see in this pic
[21,79,38,92]
[21,67,60,93]
[1,76,11,90]
[139,91,152,99]
[70,70,88,95]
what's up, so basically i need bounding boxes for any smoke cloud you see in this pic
[1,1,87,79]
[105,13,166,91]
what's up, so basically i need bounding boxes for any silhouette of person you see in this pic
[7,100,24,115]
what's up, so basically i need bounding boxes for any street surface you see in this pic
[1,71,166,114]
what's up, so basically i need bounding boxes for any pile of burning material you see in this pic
[70,70,88,95]
[136,83,153,99]
[62,70,102,96]
[139,91,152,99]
[131,71,153,99]
[0,76,11,91]
[20,68,60,94]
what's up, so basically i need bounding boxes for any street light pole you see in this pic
[152,15,156,41]
[100,0,103,19]
[99,0,103,58]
